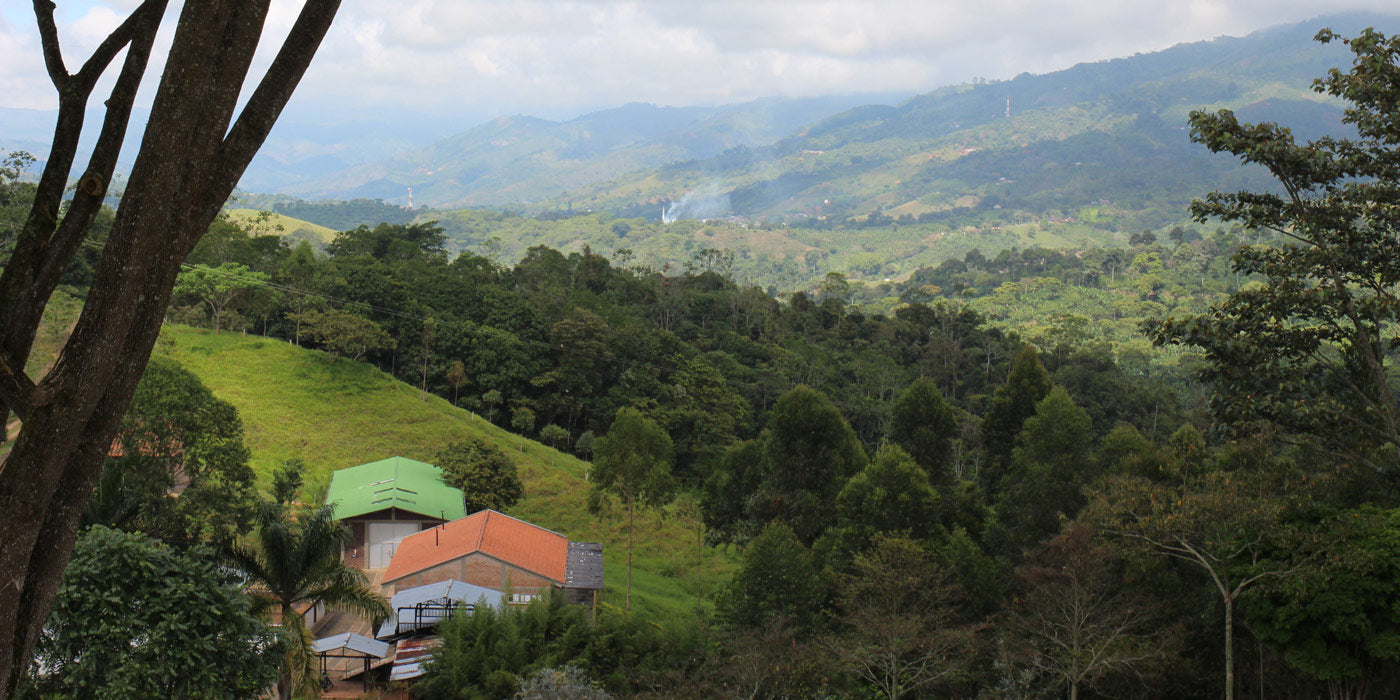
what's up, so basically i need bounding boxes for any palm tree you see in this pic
[226,501,391,700]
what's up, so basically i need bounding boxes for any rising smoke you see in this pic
[662,181,731,224]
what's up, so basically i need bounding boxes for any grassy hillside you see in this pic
[225,208,338,244]
[161,325,734,621]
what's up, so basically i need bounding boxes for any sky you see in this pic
[1,1,1398,132]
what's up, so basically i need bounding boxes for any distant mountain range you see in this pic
[567,13,1384,225]
[275,94,911,207]
[265,12,1395,228]
[5,11,1395,230]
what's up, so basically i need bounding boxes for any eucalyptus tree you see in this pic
[591,407,676,612]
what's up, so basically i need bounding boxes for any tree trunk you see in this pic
[0,3,341,695]
[278,603,294,700]
[695,513,703,625]
[1225,596,1235,700]
[626,499,634,612]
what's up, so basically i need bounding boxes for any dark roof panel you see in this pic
[565,542,604,590]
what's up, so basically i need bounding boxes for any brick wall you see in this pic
[384,553,557,597]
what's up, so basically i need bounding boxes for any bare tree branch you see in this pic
[72,0,166,90]
[201,0,343,227]
[31,0,69,92]
[38,4,165,304]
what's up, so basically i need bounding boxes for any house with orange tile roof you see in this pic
[381,509,603,606]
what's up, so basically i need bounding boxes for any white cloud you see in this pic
[1,0,1397,125]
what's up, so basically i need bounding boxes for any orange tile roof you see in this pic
[383,510,569,584]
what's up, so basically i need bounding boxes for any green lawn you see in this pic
[162,325,734,621]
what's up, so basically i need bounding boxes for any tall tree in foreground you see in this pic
[225,501,390,700]
[590,407,676,611]
[1146,28,1400,474]
[0,2,342,693]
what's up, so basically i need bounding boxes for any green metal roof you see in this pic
[325,456,466,521]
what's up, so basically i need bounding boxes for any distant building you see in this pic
[325,456,467,569]
[382,509,603,606]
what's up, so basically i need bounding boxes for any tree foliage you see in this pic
[980,347,1053,494]
[1084,459,1307,700]
[288,307,394,360]
[1147,28,1400,471]
[1241,506,1400,695]
[84,355,258,546]
[414,590,698,700]
[172,262,269,333]
[889,376,957,484]
[435,438,523,514]
[991,385,1095,555]
[834,444,941,544]
[1008,525,1179,700]
[26,526,280,699]
[224,501,390,700]
[715,521,826,633]
[754,385,867,544]
[829,535,980,700]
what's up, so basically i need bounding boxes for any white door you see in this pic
[367,522,421,568]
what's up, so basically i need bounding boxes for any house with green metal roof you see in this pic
[326,456,467,569]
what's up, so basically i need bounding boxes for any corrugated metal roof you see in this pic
[391,637,442,681]
[383,510,569,584]
[325,456,467,521]
[313,633,391,658]
[564,542,604,590]
[375,579,507,638]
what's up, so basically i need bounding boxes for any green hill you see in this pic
[225,208,338,243]
[160,325,733,621]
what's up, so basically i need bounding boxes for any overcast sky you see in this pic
[2,0,1398,125]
